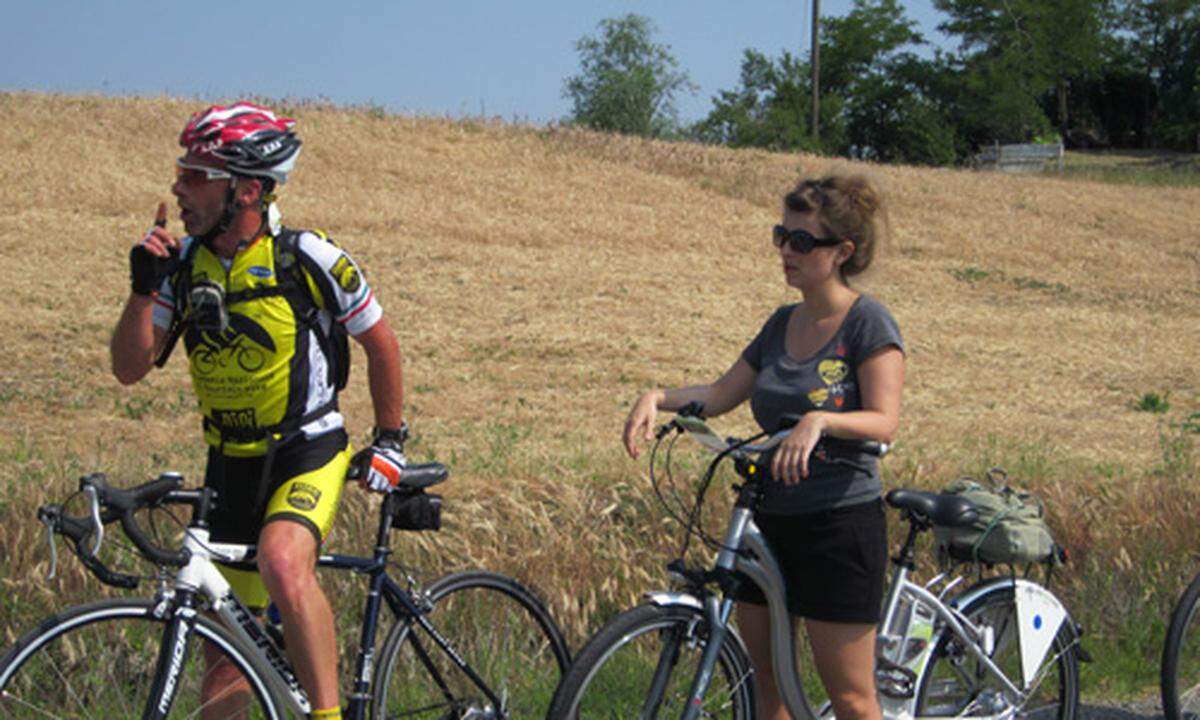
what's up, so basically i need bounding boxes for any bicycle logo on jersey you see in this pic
[186,314,277,376]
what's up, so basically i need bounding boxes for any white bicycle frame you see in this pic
[164,528,312,716]
[654,419,1074,720]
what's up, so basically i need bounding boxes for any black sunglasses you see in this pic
[772,225,844,253]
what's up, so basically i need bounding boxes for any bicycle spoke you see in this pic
[548,604,753,719]
[372,572,566,719]
[916,587,1077,720]
[0,602,281,720]
[1,690,76,720]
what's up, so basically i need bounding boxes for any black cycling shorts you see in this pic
[204,429,350,608]
[731,498,888,624]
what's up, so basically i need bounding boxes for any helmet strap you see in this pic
[195,180,239,246]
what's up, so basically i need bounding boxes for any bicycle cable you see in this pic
[650,423,771,558]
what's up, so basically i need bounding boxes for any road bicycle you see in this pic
[1160,564,1200,719]
[547,412,1084,719]
[0,462,570,719]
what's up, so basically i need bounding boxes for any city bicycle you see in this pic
[0,462,569,719]
[547,412,1084,719]
[1160,565,1200,719]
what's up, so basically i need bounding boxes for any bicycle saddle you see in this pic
[885,489,978,528]
[396,462,448,490]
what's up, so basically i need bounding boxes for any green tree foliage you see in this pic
[563,14,695,138]
[691,49,822,151]
[1106,0,1200,150]
[934,0,1107,144]
[693,0,955,165]
[824,0,959,163]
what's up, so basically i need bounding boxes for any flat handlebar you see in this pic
[666,415,889,458]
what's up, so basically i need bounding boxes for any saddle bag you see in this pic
[391,491,442,532]
[933,469,1059,566]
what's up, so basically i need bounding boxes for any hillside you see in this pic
[1,93,1197,695]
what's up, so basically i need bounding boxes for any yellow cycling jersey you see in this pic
[153,227,382,457]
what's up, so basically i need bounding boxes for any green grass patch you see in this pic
[1136,391,1172,414]
[1062,150,1200,188]
[948,266,1073,296]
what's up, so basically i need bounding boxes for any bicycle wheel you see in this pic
[916,584,1079,719]
[0,598,286,719]
[1162,570,1200,720]
[547,603,755,720]
[372,570,569,719]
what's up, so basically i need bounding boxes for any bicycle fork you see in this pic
[676,506,754,720]
[143,596,200,719]
[678,594,737,720]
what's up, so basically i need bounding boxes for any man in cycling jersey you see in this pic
[111,102,408,720]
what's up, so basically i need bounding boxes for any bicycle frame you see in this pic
[143,504,509,719]
[654,484,1070,720]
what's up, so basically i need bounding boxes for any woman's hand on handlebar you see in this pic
[623,390,664,459]
[771,412,827,484]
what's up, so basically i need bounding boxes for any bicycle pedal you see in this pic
[875,657,916,699]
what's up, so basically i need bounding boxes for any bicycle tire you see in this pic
[0,598,286,719]
[1162,569,1200,720]
[547,603,756,720]
[915,584,1079,719]
[371,569,570,719]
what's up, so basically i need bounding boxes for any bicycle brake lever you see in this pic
[83,485,104,557]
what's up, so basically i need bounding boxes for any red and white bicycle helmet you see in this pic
[179,102,302,185]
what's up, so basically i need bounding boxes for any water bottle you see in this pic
[265,602,286,650]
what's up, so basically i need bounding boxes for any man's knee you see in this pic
[256,522,319,599]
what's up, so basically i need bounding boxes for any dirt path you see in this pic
[1082,700,1163,719]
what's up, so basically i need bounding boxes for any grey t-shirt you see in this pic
[741,294,904,515]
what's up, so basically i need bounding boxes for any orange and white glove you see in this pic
[351,439,407,493]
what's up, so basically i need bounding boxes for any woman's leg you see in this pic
[805,619,881,720]
[736,601,794,720]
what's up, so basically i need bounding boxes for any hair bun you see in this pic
[841,176,881,216]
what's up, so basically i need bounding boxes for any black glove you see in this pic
[130,244,180,297]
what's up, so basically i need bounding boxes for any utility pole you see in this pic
[811,0,821,143]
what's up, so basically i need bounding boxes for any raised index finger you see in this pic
[154,201,167,229]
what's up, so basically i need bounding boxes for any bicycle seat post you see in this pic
[892,513,924,570]
[372,493,398,561]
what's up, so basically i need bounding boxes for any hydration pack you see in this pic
[154,228,350,392]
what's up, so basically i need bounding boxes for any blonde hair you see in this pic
[783,174,888,278]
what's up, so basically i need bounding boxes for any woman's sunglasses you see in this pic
[772,225,844,254]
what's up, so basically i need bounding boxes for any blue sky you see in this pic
[1,1,952,124]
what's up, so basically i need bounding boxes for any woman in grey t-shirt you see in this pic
[623,174,905,720]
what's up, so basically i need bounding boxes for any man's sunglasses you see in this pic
[176,159,233,182]
[772,225,844,253]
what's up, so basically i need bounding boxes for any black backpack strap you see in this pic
[275,228,352,391]
[153,238,204,368]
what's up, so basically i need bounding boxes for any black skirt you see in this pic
[731,498,888,624]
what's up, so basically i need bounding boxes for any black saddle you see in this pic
[397,463,448,490]
[885,489,978,528]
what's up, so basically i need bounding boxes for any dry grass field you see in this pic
[0,92,1197,696]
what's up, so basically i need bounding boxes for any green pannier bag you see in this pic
[933,469,1059,566]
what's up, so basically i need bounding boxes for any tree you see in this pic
[693,0,956,165]
[691,49,821,151]
[1106,0,1200,149]
[563,14,695,138]
[822,0,959,164]
[933,0,1107,144]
